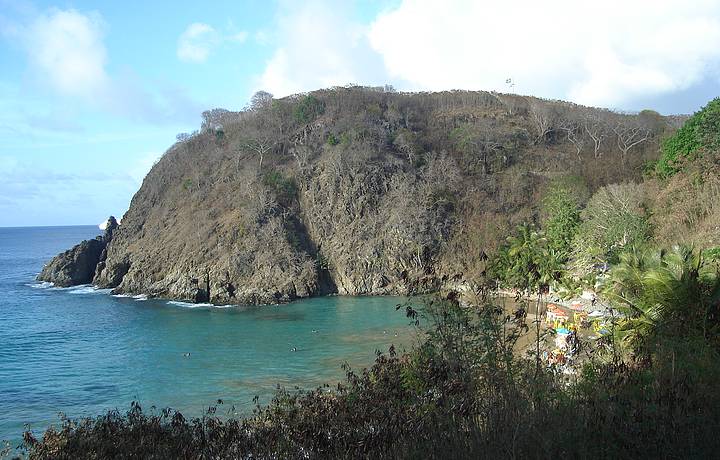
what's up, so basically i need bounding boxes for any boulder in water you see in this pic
[37,216,119,287]
[37,238,105,287]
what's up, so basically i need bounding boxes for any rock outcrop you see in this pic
[39,88,664,304]
[38,216,118,287]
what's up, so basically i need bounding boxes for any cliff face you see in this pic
[44,88,667,304]
[39,217,118,287]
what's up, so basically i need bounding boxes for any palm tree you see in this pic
[505,224,546,294]
[505,225,566,374]
[603,245,720,357]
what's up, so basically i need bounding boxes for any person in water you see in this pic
[183,352,191,358]
[291,347,297,352]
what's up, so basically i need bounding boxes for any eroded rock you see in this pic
[37,216,119,287]
[37,238,105,287]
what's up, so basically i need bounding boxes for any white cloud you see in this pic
[368,0,720,108]
[177,23,218,63]
[230,30,249,43]
[4,8,202,124]
[256,1,387,97]
[25,9,110,99]
[177,23,250,63]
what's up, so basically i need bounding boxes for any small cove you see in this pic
[0,226,416,446]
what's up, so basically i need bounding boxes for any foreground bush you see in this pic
[16,294,720,459]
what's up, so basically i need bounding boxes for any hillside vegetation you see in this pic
[22,91,720,459]
[91,87,670,304]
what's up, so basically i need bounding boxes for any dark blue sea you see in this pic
[0,226,414,449]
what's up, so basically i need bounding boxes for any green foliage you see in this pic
[315,250,330,270]
[182,178,193,191]
[339,132,352,146]
[656,97,720,177]
[705,247,720,263]
[365,102,383,119]
[426,187,457,214]
[489,224,563,293]
[603,245,720,356]
[571,183,651,275]
[542,178,586,258]
[21,292,720,459]
[263,171,297,205]
[450,124,477,154]
[326,132,352,147]
[326,133,340,146]
[638,109,666,134]
[293,95,325,124]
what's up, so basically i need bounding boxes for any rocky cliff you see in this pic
[40,88,669,304]
[38,216,118,287]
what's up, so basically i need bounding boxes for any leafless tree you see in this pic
[583,111,610,159]
[291,145,312,174]
[248,91,273,112]
[528,99,558,144]
[558,116,585,159]
[201,108,231,132]
[612,117,652,165]
[240,136,275,172]
[452,121,503,174]
[393,129,418,163]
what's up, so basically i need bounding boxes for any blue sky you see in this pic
[1,0,719,227]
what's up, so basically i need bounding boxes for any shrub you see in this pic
[541,177,587,258]
[656,98,720,177]
[20,292,720,459]
[263,170,297,205]
[326,133,339,146]
[571,183,651,274]
[293,95,325,124]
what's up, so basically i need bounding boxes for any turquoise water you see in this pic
[0,226,416,447]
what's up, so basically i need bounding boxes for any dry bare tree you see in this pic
[393,129,418,163]
[240,136,275,172]
[248,91,274,112]
[528,99,558,144]
[452,121,502,174]
[558,115,585,159]
[583,111,610,159]
[612,117,652,165]
[201,108,231,132]
[291,145,312,174]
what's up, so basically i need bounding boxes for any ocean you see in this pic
[0,225,416,447]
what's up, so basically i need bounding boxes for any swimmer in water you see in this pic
[183,352,191,358]
[291,347,297,352]
[311,329,318,333]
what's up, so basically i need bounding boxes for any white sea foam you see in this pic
[68,285,113,295]
[27,281,54,289]
[167,301,214,308]
[113,293,148,301]
[47,283,88,291]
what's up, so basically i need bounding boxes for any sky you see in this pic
[1,0,719,227]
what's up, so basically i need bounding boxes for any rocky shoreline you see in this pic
[37,217,118,288]
[36,89,655,306]
[36,215,444,305]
